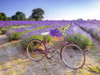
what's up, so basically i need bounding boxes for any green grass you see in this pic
[6,70,17,75]
[3,63,13,70]
[78,69,91,75]
[88,65,100,74]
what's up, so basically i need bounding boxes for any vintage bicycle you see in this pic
[26,30,85,70]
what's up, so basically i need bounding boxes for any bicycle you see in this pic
[26,32,85,70]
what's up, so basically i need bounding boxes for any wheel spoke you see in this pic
[27,39,46,61]
[61,44,85,69]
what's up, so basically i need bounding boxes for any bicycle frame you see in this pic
[43,36,67,58]
[26,21,85,69]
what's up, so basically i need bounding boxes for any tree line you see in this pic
[0,8,44,21]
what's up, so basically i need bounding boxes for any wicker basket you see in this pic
[52,35,64,42]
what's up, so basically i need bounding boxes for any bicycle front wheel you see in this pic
[26,39,46,62]
[60,44,85,69]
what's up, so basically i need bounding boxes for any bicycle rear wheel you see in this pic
[60,44,85,69]
[26,39,46,62]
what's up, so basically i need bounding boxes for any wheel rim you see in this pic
[61,44,85,69]
[26,39,46,61]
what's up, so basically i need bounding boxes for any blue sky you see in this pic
[0,0,100,20]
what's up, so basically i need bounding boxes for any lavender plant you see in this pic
[7,32,24,41]
[66,34,92,49]
[20,35,53,50]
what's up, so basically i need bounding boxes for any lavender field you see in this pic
[0,20,100,75]
[0,20,100,40]
[0,21,71,38]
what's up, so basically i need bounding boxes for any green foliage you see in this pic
[25,29,33,32]
[66,34,92,49]
[12,15,16,20]
[36,26,50,30]
[45,35,53,43]
[30,18,35,21]
[90,43,96,51]
[88,65,100,73]
[36,25,54,30]
[0,31,2,34]
[62,24,71,36]
[31,8,44,21]
[20,35,44,50]
[0,12,8,21]
[12,11,27,20]
[79,26,100,40]
[8,32,24,41]
[1,29,7,34]
[20,35,53,50]
[0,26,2,30]
[78,69,91,75]
[16,15,20,20]
[5,25,31,29]
[28,18,35,21]
[95,31,100,33]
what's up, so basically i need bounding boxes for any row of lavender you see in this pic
[74,20,100,40]
[0,20,71,27]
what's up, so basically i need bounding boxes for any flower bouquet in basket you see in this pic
[49,28,64,42]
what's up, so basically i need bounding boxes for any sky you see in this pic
[0,0,100,20]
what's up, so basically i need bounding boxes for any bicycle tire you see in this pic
[26,39,46,62]
[60,43,85,69]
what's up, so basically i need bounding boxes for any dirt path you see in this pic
[0,35,8,45]
[0,35,100,75]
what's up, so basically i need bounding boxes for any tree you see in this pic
[31,8,44,21]
[0,14,3,20]
[12,15,16,20]
[12,11,27,20]
[15,15,20,20]
[0,13,8,21]
[16,11,27,20]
